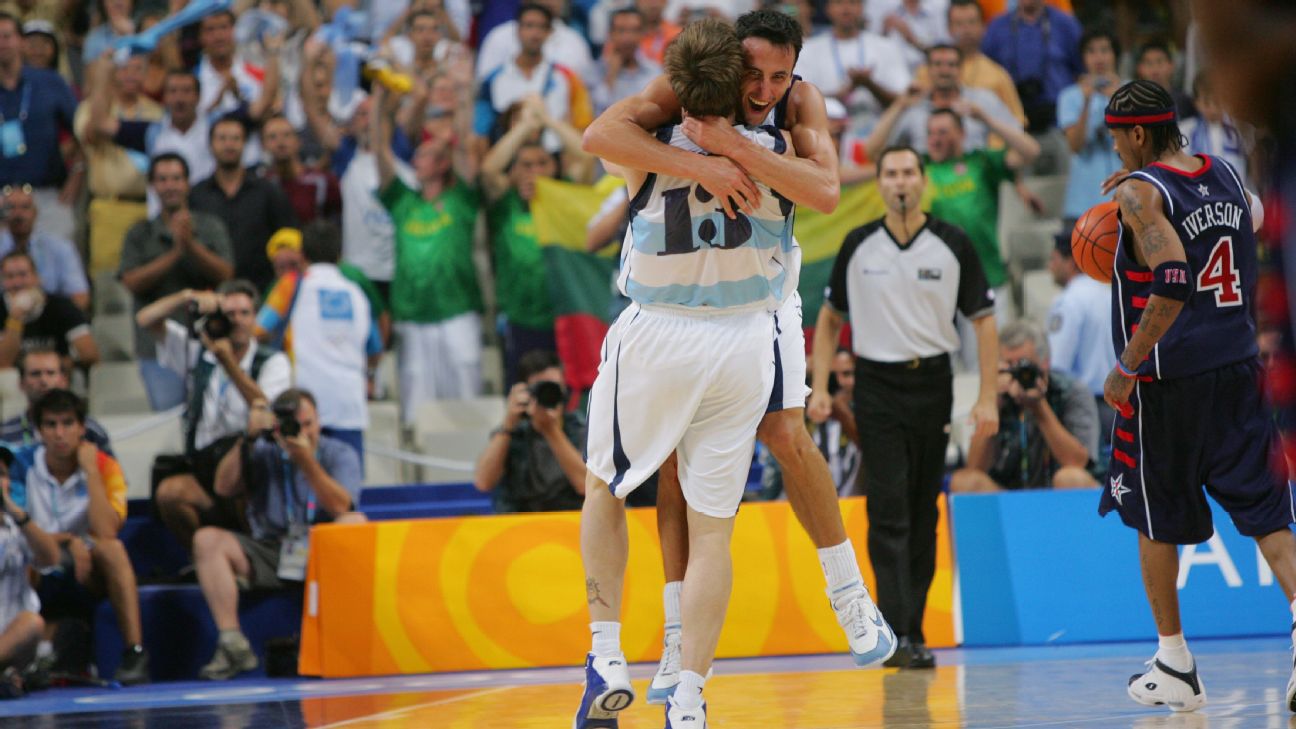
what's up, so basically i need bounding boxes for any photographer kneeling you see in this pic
[135,281,291,554]
[195,388,363,680]
[473,350,587,513]
[950,320,1099,493]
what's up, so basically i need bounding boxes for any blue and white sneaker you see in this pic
[647,629,681,705]
[574,652,635,729]
[1285,624,1296,713]
[1127,657,1206,712]
[831,583,897,668]
[665,695,707,728]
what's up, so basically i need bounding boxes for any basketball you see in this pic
[1071,201,1120,282]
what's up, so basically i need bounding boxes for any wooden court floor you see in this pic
[9,638,1296,728]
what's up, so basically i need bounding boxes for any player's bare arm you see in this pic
[1103,179,1189,412]
[583,75,761,218]
[682,80,841,213]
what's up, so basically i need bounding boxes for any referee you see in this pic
[809,146,1000,669]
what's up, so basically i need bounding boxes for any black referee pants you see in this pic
[854,355,952,643]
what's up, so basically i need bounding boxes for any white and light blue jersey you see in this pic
[618,124,797,311]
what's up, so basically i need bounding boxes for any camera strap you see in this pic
[184,346,277,453]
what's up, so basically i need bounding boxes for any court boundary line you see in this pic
[313,686,511,728]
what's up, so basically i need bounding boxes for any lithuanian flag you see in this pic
[533,175,624,393]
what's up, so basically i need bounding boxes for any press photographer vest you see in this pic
[184,346,277,454]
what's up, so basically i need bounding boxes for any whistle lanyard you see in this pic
[0,82,30,124]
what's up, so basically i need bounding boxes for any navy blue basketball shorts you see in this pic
[1099,359,1294,545]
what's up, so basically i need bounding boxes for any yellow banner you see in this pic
[532,175,624,255]
[299,496,956,677]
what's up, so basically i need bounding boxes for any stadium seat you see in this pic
[411,397,503,483]
[89,361,153,415]
[92,271,133,317]
[0,368,25,419]
[481,343,504,395]
[1021,270,1062,325]
[90,312,137,362]
[363,400,403,486]
[98,410,183,499]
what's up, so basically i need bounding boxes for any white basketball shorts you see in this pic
[585,303,775,518]
[768,290,811,413]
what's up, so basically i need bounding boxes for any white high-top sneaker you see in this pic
[573,652,635,729]
[648,630,682,705]
[831,583,897,668]
[1127,656,1206,712]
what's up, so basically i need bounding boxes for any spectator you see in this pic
[636,0,680,66]
[196,388,361,680]
[1058,28,1123,222]
[810,146,999,669]
[588,7,661,116]
[261,227,391,348]
[373,85,483,421]
[474,3,594,157]
[255,221,381,462]
[981,0,1083,133]
[137,281,291,553]
[120,153,234,411]
[482,97,596,384]
[0,347,114,452]
[875,0,950,74]
[83,0,133,62]
[8,389,150,684]
[19,19,56,71]
[1046,232,1115,446]
[301,42,416,300]
[235,0,321,138]
[1182,70,1254,189]
[1134,41,1195,121]
[913,0,1026,127]
[872,44,1020,155]
[0,443,57,686]
[260,115,341,225]
[0,251,97,368]
[950,319,1099,492]
[475,0,594,82]
[827,97,876,184]
[786,348,863,498]
[135,10,185,103]
[102,70,215,186]
[75,54,162,278]
[386,2,467,82]
[195,10,280,159]
[0,12,79,242]
[473,350,587,512]
[0,184,89,309]
[189,116,298,291]
[794,0,910,139]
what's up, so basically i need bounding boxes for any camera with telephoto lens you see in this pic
[188,301,233,340]
[260,400,301,441]
[1007,358,1042,391]
[529,380,566,410]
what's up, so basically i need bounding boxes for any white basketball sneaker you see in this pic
[1127,657,1206,712]
[648,630,682,705]
[574,652,635,729]
[1285,624,1296,713]
[665,695,707,728]
[831,583,897,668]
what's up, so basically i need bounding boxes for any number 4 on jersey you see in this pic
[1197,236,1242,307]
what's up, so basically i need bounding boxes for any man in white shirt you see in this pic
[195,10,280,165]
[795,0,911,136]
[872,0,950,73]
[136,281,291,554]
[256,221,381,465]
[1046,232,1115,444]
[475,0,593,82]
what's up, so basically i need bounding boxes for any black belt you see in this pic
[856,353,950,371]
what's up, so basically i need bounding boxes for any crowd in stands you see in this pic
[0,0,1258,691]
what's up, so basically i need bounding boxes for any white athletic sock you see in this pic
[591,622,621,658]
[664,581,683,633]
[1289,598,1296,625]
[1156,633,1192,673]
[819,540,865,608]
[674,670,706,710]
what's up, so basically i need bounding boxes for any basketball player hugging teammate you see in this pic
[1095,79,1296,714]
[574,11,896,729]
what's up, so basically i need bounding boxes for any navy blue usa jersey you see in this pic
[1112,154,1258,380]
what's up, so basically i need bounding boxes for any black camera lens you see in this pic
[1010,358,1041,390]
[530,380,565,409]
[273,401,301,438]
[202,310,233,340]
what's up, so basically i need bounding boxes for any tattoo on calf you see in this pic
[586,578,610,607]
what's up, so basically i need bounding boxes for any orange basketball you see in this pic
[1071,201,1120,282]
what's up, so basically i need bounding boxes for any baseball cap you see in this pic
[265,227,303,259]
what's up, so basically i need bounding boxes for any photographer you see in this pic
[195,388,362,680]
[135,280,291,554]
[950,320,1099,493]
[473,350,587,513]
